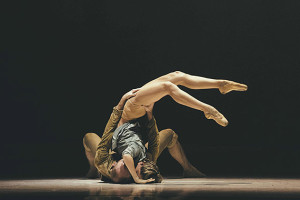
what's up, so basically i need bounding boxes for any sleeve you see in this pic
[102,106,123,139]
[94,107,122,176]
[145,117,159,163]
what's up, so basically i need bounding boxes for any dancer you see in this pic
[119,71,247,127]
[86,71,247,183]
[83,88,205,183]
[113,72,247,183]
[110,102,159,183]
[112,71,247,183]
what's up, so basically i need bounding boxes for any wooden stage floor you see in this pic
[1,177,300,199]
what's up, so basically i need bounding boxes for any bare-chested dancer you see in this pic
[86,71,247,183]
[83,89,206,183]
[116,71,247,183]
[119,71,247,128]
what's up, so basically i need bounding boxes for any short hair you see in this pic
[140,159,163,183]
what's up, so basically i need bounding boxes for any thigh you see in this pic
[131,72,184,106]
[132,81,169,106]
[83,133,101,154]
[142,71,183,88]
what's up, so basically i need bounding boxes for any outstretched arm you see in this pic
[123,154,154,184]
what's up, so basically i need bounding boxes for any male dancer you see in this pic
[84,71,247,183]
[83,88,205,182]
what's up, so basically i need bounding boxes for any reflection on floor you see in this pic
[1,177,300,199]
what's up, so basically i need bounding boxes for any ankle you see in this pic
[217,80,226,88]
[182,163,193,171]
[203,105,216,114]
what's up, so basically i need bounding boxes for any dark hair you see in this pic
[140,159,163,183]
[111,167,133,183]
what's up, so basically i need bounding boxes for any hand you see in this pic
[143,103,154,113]
[122,88,140,100]
[134,177,155,184]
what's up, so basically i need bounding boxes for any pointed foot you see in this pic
[204,107,228,127]
[219,80,248,94]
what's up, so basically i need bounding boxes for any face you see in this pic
[135,161,144,179]
[111,159,131,182]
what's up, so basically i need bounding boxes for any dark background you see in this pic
[1,0,300,179]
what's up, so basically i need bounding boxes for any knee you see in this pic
[83,133,97,142]
[164,71,186,86]
[163,129,179,148]
[162,81,177,94]
[171,71,186,80]
[170,71,184,77]
[164,128,175,135]
[174,70,184,76]
[83,133,98,149]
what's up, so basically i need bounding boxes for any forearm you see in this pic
[123,154,154,184]
[122,154,139,182]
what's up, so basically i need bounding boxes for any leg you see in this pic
[132,81,228,126]
[157,129,206,178]
[83,133,101,178]
[122,71,247,126]
[143,71,247,92]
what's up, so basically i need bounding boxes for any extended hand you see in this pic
[135,177,155,184]
[123,88,140,100]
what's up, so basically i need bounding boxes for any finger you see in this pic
[131,88,140,93]
[147,178,155,183]
[129,93,137,97]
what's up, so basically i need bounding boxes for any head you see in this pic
[136,159,163,183]
[110,159,132,183]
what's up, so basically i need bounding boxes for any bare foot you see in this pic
[204,106,228,127]
[183,165,206,178]
[219,80,248,94]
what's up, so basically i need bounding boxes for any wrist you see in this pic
[116,103,124,110]
[120,96,128,103]
[121,95,128,101]
[116,98,126,109]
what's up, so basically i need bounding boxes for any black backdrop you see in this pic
[1,0,300,178]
